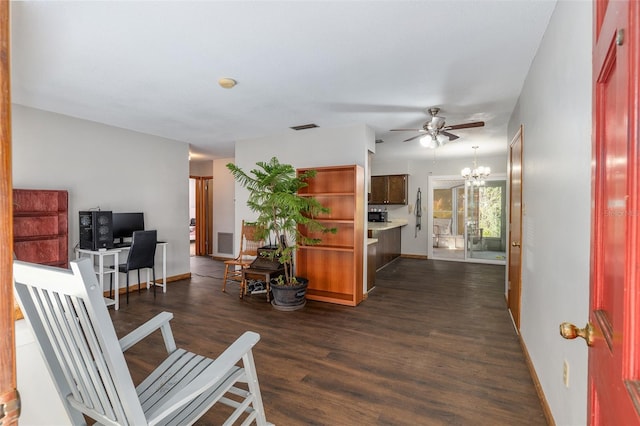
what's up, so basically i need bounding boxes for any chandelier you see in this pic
[461,146,490,186]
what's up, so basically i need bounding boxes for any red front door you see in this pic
[589,0,640,423]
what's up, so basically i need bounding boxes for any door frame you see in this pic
[508,125,523,330]
[0,1,20,423]
[190,175,213,256]
[428,174,508,265]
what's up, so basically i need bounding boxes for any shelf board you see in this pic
[298,245,354,252]
[305,289,357,306]
[14,234,66,242]
[14,211,65,217]
[315,219,354,224]
[298,192,355,197]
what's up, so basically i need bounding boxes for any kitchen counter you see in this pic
[367,219,408,231]
[367,219,408,270]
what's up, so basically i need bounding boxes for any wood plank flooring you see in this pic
[109,256,547,425]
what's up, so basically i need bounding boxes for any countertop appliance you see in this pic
[368,211,388,222]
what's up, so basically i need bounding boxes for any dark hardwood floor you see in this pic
[109,256,547,425]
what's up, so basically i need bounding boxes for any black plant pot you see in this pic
[270,277,308,311]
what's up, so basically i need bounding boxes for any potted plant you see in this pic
[226,157,335,309]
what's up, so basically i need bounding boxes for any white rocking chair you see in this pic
[13,258,273,426]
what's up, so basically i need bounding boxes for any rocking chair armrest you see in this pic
[119,311,177,354]
[145,331,261,425]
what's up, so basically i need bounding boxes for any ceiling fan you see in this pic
[390,107,485,147]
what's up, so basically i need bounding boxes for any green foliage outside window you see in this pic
[478,186,503,238]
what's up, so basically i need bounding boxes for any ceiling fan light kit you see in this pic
[419,133,446,148]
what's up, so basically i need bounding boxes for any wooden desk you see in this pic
[241,266,284,302]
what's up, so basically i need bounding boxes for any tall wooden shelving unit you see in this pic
[296,165,364,306]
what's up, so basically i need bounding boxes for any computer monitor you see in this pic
[112,212,144,245]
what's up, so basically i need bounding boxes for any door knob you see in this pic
[559,322,594,346]
[511,241,521,247]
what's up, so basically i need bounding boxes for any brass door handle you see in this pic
[511,241,521,247]
[559,322,594,346]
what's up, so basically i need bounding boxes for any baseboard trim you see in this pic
[400,254,429,260]
[103,272,191,296]
[519,335,556,426]
[209,255,234,262]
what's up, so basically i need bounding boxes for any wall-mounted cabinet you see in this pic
[370,174,408,205]
[296,165,364,306]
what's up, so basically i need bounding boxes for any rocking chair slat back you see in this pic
[14,258,273,426]
[14,260,144,425]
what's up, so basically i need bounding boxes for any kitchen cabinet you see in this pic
[296,165,364,306]
[368,223,403,271]
[370,174,408,205]
[367,239,376,292]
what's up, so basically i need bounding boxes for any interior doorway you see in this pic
[189,176,213,256]
[429,175,507,264]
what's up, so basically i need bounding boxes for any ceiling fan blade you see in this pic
[403,134,425,142]
[443,121,485,131]
[440,131,459,141]
[390,128,425,132]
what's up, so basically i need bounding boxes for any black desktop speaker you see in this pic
[79,211,114,251]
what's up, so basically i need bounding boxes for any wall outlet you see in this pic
[563,359,570,388]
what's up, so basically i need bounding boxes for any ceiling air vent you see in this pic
[290,123,319,131]
[375,139,384,144]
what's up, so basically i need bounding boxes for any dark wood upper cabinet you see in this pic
[370,174,408,205]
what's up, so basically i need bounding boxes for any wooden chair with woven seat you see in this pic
[222,220,265,293]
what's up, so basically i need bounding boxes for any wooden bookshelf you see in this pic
[296,165,364,306]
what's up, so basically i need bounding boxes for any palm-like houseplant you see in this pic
[227,157,335,298]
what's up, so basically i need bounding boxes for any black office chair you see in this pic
[118,230,157,304]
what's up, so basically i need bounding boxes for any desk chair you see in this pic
[14,258,272,426]
[119,229,157,304]
[223,221,264,293]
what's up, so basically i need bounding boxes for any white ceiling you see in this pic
[10,0,556,161]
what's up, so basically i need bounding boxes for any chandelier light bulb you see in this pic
[461,146,490,186]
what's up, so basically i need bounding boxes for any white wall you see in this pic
[189,160,213,177]
[212,157,236,257]
[371,154,507,257]
[231,123,373,290]
[508,1,591,424]
[15,320,71,425]
[12,105,191,283]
